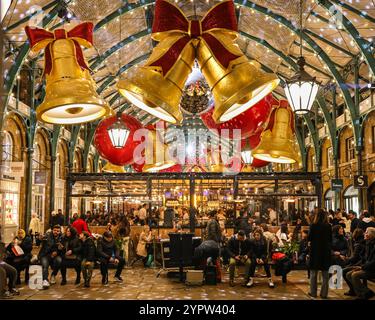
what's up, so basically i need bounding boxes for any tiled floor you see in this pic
[9,266,375,300]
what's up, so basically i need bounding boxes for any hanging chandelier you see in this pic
[284,0,319,115]
[106,112,130,148]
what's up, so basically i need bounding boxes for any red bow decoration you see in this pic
[25,22,94,75]
[149,0,241,76]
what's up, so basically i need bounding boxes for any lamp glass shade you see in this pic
[241,150,253,165]
[107,118,130,148]
[284,81,319,115]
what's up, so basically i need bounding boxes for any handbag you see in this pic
[272,252,286,261]
[11,245,24,257]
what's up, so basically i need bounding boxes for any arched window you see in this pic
[324,189,335,212]
[344,185,359,214]
[2,131,13,163]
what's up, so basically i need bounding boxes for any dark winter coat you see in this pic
[82,237,96,262]
[331,234,349,256]
[308,222,332,271]
[62,231,82,259]
[358,218,375,232]
[362,239,375,275]
[350,218,360,233]
[346,237,365,266]
[226,236,252,258]
[97,238,120,260]
[38,232,64,258]
[250,238,269,261]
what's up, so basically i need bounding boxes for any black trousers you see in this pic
[99,257,125,278]
[249,259,272,278]
[61,258,82,281]
[6,256,30,282]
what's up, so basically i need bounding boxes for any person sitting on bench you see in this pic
[344,227,375,300]
[38,225,64,289]
[248,229,275,288]
[80,232,96,288]
[5,229,32,285]
[97,231,125,284]
[226,230,252,287]
[60,227,82,285]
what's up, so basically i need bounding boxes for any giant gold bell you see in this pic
[197,34,280,123]
[117,36,196,125]
[38,38,110,124]
[102,162,126,173]
[252,107,299,164]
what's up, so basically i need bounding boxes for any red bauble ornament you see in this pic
[94,114,143,166]
[201,94,278,139]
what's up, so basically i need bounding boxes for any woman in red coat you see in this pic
[71,214,91,236]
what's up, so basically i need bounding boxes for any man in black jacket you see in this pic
[38,225,64,289]
[358,211,375,232]
[80,232,96,288]
[206,211,221,243]
[97,231,125,284]
[345,227,375,300]
[226,230,252,287]
[348,211,360,233]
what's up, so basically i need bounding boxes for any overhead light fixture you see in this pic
[107,112,130,148]
[284,0,319,115]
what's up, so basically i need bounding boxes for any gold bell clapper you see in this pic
[252,102,300,164]
[25,23,110,125]
[143,131,175,172]
[102,162,126,173]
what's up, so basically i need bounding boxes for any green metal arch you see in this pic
[316,0,375,77]
[237,0,361,147]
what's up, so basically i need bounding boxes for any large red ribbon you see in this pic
[25,22,94,75]
[149,0,240,75]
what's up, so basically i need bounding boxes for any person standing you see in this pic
[71,213,91,236]
[206,210,221,243]
[29,212,42,245]
[347,211,360,233]
[308,209,332,299]
[139,204,147,226]
[113,216,131,266]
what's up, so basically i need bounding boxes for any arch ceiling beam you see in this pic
[5,0,60,31]
[97,53,150,93]
[330,0,375,25]
[316,0,375,77]
[237,0,361,145]
[90,29,151,71]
